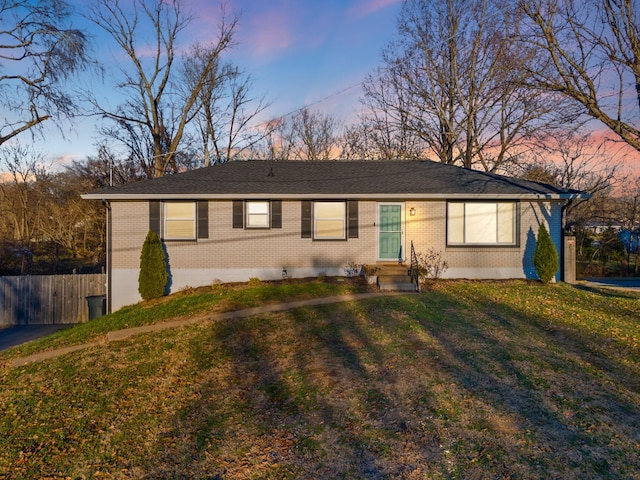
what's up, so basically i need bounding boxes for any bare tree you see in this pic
[341,108,424,160]
[517,0,640,153]
[523,130,619,193]
[37,170,106,260]
[0,0,88,145]
[618,177,640,230]
[183,46,271,166]
[253,108,342,161]
[69,143,147,187]
[89,0,237,177]
[515,129,621,227]
[248,117,293,161]
[0,144,49,272]
[288,108,342,160]
[617,176,640,267]
[0,144,47,243]
[362,0,564,170]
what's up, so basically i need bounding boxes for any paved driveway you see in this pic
[0,325,72,352]
[580,278,640,292]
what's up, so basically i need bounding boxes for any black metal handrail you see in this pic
[409,241,420,292]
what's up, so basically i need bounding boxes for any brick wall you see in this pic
[405,199,563,280]
[109,198,565,309]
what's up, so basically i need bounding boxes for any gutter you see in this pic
[82,192,592,201]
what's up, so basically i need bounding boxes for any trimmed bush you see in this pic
[138,230,168,301]
[534,223,558,284]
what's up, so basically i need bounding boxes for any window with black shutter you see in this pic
[348,200,358,238]
[233,200,282,229]
[197,200,209,239]
[301,201,312,238]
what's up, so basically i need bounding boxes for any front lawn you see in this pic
[1,280,638,479]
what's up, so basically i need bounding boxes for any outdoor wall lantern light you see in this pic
[409,207,416,216]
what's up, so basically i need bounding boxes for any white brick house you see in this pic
[83,160,588,311]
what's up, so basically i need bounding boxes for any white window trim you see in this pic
[447,201,518,246]
[245,200,270,229]
[163,201,196,240]
[314,201,346,240]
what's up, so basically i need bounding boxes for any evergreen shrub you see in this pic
[138,230,168,300]
[534,223,558,284]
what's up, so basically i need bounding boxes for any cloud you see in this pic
[348,0,401,19]
[241,10,295,58]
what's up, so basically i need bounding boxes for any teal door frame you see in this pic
[377,203,405,262]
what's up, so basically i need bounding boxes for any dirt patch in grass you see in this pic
[0,281,638,479]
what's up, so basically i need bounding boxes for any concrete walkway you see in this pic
[7,292,407,368]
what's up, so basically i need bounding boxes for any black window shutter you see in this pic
[348,200,358,239]
[149,201,161,235]
[301,201,312,238]
[232,200,244,228]
[197,200,209,239]
[271,200,282,229]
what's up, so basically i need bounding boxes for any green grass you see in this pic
[1,280,639,479]
[0,277,369,361]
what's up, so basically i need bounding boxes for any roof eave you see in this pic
[82,192,588,201]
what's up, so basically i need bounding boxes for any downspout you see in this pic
[102,200,112,314]
[560,201,566,282]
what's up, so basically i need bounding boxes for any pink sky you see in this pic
[19,0,402,163]
[4,0,640,179]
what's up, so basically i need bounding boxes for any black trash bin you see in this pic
[86,295,106,320]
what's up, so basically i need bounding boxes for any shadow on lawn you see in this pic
[140,289,639,479]
[140,300,449,479]
[410,287,640,479]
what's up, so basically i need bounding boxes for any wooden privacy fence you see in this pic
[0,274,106,327]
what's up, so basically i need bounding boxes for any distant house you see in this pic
[618,229,640,254]
[584,220,624,235]
[83,160,588,311]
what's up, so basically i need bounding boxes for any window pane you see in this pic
[166,220,195,238]
[497,203,515,243]
[247,214,269,227]
[246,201,270,228]
[316,220,345,238]
[448,203,464,244]
[316,202,344,218]
[465,203,497,243]
[166,202,195,219]
[164,202,196,239]
[247,201,269,215]
[447,201,517,245]
[314,202,346,239]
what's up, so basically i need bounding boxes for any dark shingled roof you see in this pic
[83,160,586,199]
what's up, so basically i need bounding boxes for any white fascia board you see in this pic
[82,192,589,201]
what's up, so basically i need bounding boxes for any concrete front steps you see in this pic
[376,263,417,292]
